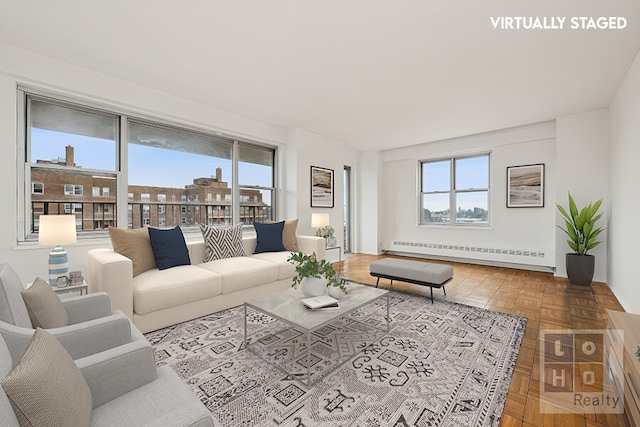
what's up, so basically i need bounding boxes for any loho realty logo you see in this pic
[539,330,624,414]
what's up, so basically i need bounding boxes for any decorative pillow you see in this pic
[148,226,191,270]
[254,221,286,254]
[1,328,93,426]
[266,219,299,252]
[199,224,245,262]
[21,277,69,328]
[108,226,157,277]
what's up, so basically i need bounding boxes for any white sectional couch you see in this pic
[87,235,325,333]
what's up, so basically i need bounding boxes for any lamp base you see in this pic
[48,246,69,287]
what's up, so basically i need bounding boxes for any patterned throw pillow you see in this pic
[199,224,245,262]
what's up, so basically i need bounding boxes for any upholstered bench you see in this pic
[370,258,453,303]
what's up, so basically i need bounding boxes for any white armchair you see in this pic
[0,263,136,362]
[0,329,218,426]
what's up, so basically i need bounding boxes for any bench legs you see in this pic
[375,276,445,303]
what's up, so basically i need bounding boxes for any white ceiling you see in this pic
[1,1,640,152]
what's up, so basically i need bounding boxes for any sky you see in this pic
[422,156,489,212]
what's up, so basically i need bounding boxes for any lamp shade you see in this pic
[38,215,77,246]
[311,213,330,228]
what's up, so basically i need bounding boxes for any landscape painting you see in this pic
[507,163,544,208]
[311,166,334,207]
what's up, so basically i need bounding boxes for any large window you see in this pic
[420,153,490,225]
[19,89,277,241]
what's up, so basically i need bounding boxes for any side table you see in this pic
[53,282,88,297]
[326,246,342,273]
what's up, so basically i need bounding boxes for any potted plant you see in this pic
[287,252,347,298]
[556,193,604,285]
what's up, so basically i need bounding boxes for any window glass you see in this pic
[420,153,490,225]
[422,194,451,224]
[456,156,489,190]
[421,160,450,192]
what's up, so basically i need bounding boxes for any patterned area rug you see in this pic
[145,290,526,426]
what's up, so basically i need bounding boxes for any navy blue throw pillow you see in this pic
[254,221,286,254]
[148,226,191,270]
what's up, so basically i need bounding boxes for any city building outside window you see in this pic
[420,153,490,225]
[20,89,276,241]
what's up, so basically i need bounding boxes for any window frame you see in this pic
[419,152,491,226]
[18,87,278,242]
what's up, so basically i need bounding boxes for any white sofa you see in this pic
[87,235,325,333]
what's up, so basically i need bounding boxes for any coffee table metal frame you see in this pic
[244,283,390,387]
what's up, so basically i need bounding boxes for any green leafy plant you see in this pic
[556,193,604,255]
[287,251,347,293]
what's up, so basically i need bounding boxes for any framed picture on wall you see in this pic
[507,163,545,208]
[310,166,334,208]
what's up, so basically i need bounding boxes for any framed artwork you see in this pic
[507,163,545,208]
[310,166,334,208]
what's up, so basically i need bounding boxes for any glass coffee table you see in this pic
[244,282,390,386]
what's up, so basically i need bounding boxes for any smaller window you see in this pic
[157,194,166,202]
[158,205,166,214]
[141,193,150,202]
[143,204,150,213]
[31,182,44,194]
[128,193,134,201]
[103,187,110,197]
[181,195,187,202]
[171,194,176,201]
[93,187,100,197]
[64,184,83,196]
[143,218,151,225]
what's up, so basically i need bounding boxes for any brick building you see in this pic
[31,146,267,232]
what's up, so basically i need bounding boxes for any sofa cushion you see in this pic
[133,266,222,315]
[250,252,297,281]
[148,226,191,270]
[265,219,299,252]
[21,277,69,328]
[198,257,278,294]
[199,224,245,262]
[0,264,32,329]
[108,227,157,277]
[1,328,92,426]
[253,221,286,254]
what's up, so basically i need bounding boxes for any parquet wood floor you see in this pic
[336,253,627,427]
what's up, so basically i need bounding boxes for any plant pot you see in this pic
[299,277,326,297]
[328,285,347,300]
[565,253,595,286]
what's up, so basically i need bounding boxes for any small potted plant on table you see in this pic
[288,252,347,298]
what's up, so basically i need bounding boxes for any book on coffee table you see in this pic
[301,295,339,310]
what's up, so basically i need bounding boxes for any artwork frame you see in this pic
[310,166,334,208]
[507,163,545,208]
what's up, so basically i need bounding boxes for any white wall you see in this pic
[0,45,289,283]
[358,151,382,254]
[283,128,345,257]
[379,122,557,268]
[555,110,610,283]
[609,50,640,313]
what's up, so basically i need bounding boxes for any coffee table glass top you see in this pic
[245,282,388,330]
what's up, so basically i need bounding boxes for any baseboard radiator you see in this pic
[383,240,556,273]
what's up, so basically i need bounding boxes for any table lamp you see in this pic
[38,215,77,286]
[311,213,330,229]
